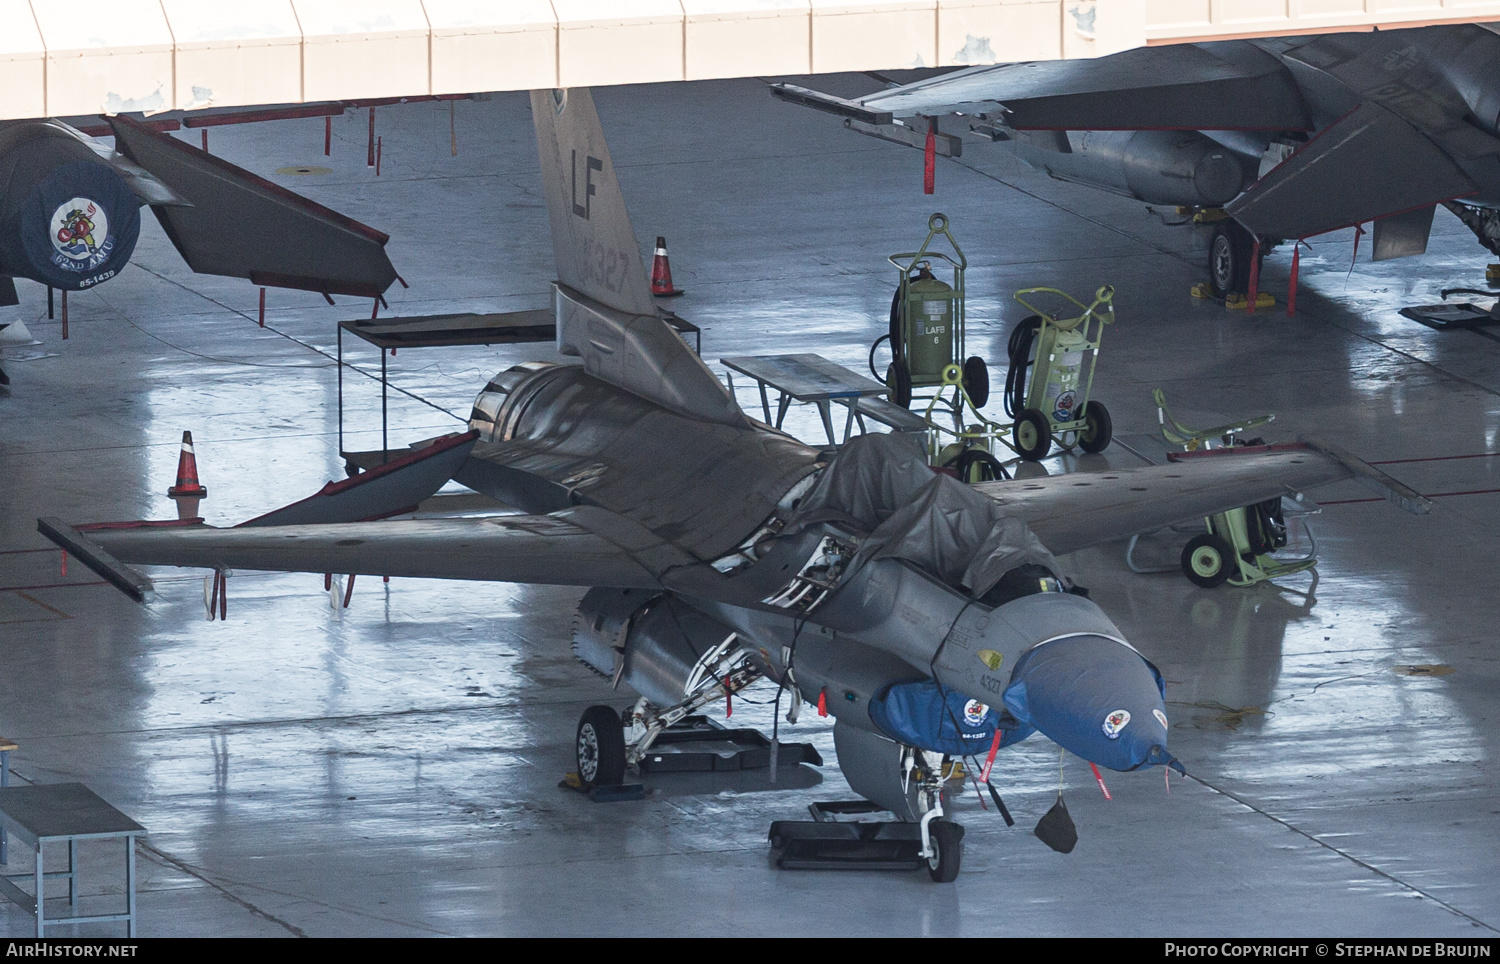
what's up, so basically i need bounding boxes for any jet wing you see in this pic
[973,440,1428,557]
[108,115,397,298]
[51,510,663,590]
[1226,100,1478,240]
[815,42,1311,131]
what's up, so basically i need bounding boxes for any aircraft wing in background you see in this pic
[843,42,1312,131]
[109,115,398,298]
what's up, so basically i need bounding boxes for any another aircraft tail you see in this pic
[530,89,746,427]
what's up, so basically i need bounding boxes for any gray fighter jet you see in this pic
[774,21,1500,297]
[39,88,1428,881]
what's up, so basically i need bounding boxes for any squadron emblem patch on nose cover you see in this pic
[1102,709,1130,740]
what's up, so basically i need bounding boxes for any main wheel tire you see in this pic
[1208,221,1255,300]
[1012,408,1051,461]
[948,448,1008,483]
[962,356,990,409]
[926,821,962,883]
[1079,400,1113,453]
[886,357,913,409]
[1181,533,1235,588]
[576,705,627,789]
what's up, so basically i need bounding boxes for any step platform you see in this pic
[636,715,822,774]
[770,800,953,871]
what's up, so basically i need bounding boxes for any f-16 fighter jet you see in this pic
[41,87,1429,882]
[0,115,396,309]
[774,21,1500,298]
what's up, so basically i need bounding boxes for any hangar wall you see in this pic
[0,0,1496,121]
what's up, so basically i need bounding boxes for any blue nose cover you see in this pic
[1003,634,1180,772]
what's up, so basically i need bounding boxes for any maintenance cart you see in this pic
[1129,390,1320,588]
[873,213,989,412]
[1002,285,1116,461]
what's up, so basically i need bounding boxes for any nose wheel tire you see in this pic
[1078,400,1112,454]
[576,705,627,789]
[925,821,963,883]
[1012,408,1051,461]
[1182,533,1235,588]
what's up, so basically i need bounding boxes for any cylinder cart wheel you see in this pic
[926,821,963,883]
[1181,533,1235,588]
[949,448,1007,483]
[1208,221,1255,300]
[1012,408,1051,461]
[887,357,913,409]
[1079,400,1113,453]
[576,705,627,789]
[962,356,990,409]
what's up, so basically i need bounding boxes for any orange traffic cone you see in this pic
[650,236,683,297]
[167,430,208,520]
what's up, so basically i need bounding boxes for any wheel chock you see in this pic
[1487,264,1500,283]
[558,772,646,802]
[1224,292,1276,310]
[1190,283,1213,300]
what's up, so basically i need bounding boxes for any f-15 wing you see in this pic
[974,439,1429,556]
[773,42,1312,131]
[109,115,398,298]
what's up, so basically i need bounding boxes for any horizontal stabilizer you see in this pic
[1227,102,1476,240]
[37,516,155,601]
[108,115,397,297]
[856,43,1311,131]
[65,512,663,593]
[239,431,477,527]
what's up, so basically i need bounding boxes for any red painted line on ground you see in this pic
[0,580,107,592]
[1322,486,1500,505]
[16,592,70,619]
[1369,453,1500,465]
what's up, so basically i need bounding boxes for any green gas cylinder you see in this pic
[904,272,956,384]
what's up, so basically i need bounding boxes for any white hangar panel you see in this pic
[810,0,938,73]
[161,0,303,112]
[33,0,174,116]
[0,0,45,119]
[683,1,812,80]
[294,0,431,102]
[937,0,1063,64]
[554,0,686,88]
[426,0,559,94]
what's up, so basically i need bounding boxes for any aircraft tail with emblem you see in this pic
[529,88,747,428]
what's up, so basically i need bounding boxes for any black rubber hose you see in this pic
[868,333,891,381]
[1004,317,1042,419]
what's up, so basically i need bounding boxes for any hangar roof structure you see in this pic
[5,0,1500,119]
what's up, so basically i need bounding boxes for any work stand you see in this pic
[562,716,823,803]
[636,715,821,774]
[0,784,145,936]
[770,801,951,871]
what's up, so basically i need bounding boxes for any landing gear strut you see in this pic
[908,747,964,882]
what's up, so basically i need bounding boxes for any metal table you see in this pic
[719,353,892,446]
[0,784,144,936]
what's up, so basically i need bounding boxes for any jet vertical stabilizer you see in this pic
[530,89,747,428]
